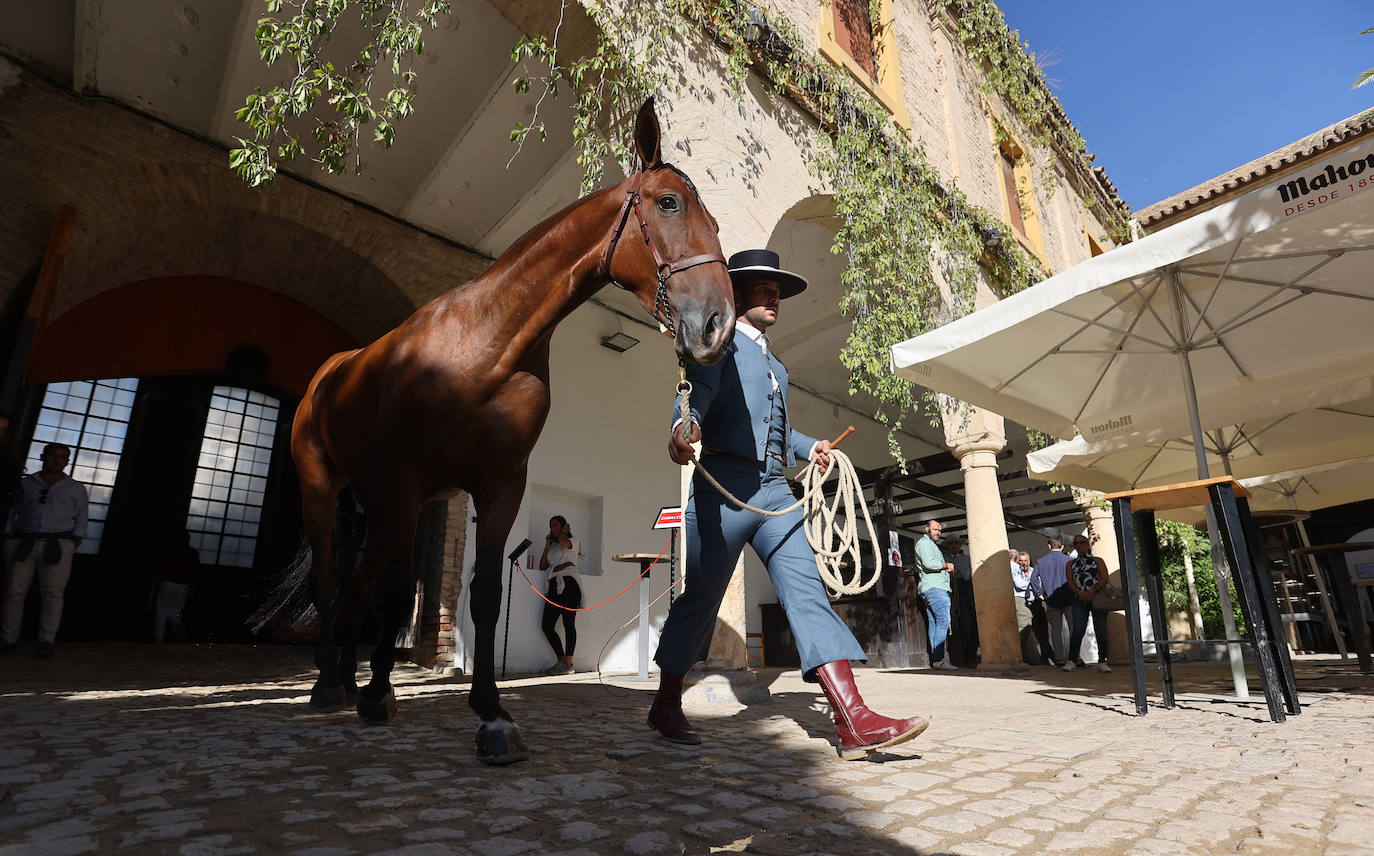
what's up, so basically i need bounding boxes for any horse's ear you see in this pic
[632,98,662,170]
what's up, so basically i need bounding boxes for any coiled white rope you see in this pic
[676,374,883,597]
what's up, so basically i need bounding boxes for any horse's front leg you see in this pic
[469,475,529,765]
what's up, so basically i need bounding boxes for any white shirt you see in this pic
[8,473,88,537]
[736,320,780,394]
[545,537,580,582]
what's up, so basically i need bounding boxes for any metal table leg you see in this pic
[1137,510,1175,708]
[1113,498,1148,715]
[1211,483,1286,723]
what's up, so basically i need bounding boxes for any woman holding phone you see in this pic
[539,515,582,674]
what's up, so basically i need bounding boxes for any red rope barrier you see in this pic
[514,537,671,612]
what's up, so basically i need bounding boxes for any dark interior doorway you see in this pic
[15,372,304,643]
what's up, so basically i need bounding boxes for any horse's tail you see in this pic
[249,489,366,641]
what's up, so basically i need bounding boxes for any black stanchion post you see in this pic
[502,539,532,681]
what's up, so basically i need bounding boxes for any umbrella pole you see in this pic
[1172,271,1250,698]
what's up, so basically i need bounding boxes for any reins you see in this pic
[675,367,883,597]
[600,166,728,337]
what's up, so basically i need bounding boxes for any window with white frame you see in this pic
[186,386,279,568]
[26,377,140,555]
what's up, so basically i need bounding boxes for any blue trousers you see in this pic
[923,587,951,663]
[655,455,865,679]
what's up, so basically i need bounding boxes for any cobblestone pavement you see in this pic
[1,644,1372,855]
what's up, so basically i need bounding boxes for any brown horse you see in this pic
[284,100,734,764]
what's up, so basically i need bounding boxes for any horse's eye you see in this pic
[657,195,680,213]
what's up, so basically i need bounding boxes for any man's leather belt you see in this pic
[702,449,786,464]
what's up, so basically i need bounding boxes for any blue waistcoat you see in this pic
[670,327,818,467]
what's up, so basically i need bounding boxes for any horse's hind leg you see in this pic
[354,503,420,725]
[469,473,530,765]
[296,428,347,712]
[333,493,366,708]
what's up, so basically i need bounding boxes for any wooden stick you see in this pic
[830,426,855,447]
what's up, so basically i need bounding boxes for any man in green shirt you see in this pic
[914,520,957,670]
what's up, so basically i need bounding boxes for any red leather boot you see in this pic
[816,660,928,760]
[647,672,702,745]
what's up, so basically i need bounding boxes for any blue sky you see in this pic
[997,2,1374,211]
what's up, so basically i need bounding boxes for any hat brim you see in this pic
[729,265,808,299]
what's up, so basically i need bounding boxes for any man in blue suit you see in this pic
[649,249,928,760]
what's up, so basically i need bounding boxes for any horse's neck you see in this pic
[462,184,623,366]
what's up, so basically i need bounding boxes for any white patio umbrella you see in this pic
[890,136,1374,468]
[1026,397,1374,496]
[1240,454,1374,515]
[891,136,1374,694]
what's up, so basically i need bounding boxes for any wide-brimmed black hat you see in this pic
[727,249,808,299]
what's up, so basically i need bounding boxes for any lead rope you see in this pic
[675,367,883,596]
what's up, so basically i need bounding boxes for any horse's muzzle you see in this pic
[676,309,733,365]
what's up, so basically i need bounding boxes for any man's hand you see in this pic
[812,439,833,474]
[669,422,700,465]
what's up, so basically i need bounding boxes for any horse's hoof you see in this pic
[309,683,347,713]
[344,685,360,709]
[476,720,529,766]
[356,686,397,725]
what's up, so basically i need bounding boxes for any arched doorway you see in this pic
[12,277,357,642]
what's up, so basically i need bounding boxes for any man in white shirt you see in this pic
[3,443,89,657]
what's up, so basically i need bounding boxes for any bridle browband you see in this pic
[599,164,727,338]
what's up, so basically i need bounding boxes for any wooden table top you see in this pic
[1103,476,1251,513]
[611,552,660,563]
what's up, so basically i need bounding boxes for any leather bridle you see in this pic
[599,166,727,338]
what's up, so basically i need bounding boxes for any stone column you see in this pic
[1075,488,1127,664]
[942,401,1020,669]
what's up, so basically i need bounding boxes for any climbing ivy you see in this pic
[229,0,451,186]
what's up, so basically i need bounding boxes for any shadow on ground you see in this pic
[0,644,955,855]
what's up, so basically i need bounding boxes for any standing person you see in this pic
[944,537,978,666]
[1013,550,1056,665]
[1066,535,1111,672]
[151,530,199,643]
[538,514,581,675]
[655,249,927,760]
[914,519,958,670]
[1029,535,1075,668]
[2,443,88,657]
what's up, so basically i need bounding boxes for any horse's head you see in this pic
[602,100,735,366]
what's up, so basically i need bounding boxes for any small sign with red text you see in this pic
[653,507,683,530]
[1274,141,1374,220]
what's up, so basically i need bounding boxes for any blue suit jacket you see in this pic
[671,327,818,467]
